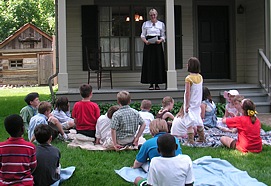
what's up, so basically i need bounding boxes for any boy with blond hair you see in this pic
[139,100,154,134]
[132,119,182,170]
[111,91,146,151]
[28,101,69,142]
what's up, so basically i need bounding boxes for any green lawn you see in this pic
[0,86,51,117]
[0,86,270,186]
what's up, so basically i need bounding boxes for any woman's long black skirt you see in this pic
[141,42,167,84]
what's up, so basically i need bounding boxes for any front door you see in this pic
[198,6,230,79]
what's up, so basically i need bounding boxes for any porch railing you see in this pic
[48,73,58,107]
[258,49,271,97]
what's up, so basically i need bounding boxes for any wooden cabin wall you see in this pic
[0,53,53,85]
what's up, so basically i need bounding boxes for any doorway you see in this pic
[198,6,230,79]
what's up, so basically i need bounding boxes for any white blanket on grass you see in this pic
[115,156,267,186]
[67,130,146,151]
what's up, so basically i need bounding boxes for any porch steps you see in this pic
[57,83,271,113]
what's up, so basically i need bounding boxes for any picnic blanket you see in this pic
[67,130,146,151]
[51,166,76,186]
[181,127,271,147]
[115,156,267,186]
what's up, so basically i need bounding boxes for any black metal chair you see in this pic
[86,47,113,89]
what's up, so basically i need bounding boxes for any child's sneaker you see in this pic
[58,134,72,142]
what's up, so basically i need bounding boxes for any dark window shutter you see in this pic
[174,5,183,69]
[82,5,98,71]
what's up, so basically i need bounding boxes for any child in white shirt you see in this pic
[95,105,119,148]
[134,133,194,186]
[217,90,240,133]
[139,100,154,135]
[51,96,75,130]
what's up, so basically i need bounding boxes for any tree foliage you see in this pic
[0,0,55,42]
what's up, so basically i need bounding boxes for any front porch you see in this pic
[55,82,271,113]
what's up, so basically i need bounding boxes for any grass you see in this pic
[0,86,270,186]
[0,86,51,117]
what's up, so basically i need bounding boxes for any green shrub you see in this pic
[98,101,225,117]
[216,103,226,117]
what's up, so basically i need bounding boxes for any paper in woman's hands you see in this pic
[147,36,158,44]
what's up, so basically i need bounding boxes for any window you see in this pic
[100,7,131,68]
[99,6,164,70]
[10,60,23,68]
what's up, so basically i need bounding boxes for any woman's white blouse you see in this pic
[141,20,166,41]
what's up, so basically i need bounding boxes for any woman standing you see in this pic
[140,9,166,90]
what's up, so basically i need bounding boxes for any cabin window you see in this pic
[10,60,23,68]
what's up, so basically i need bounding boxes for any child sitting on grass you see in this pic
[233,95,245,116]
[138,99,154,135]
[111,91,146,151]
[217,90,240,133]
[33,124,61,186]
[200,87,217,128]
[52,96,75,130]
[72,84,100,138]
[28,101,69,142]
[223,89,240,118]
[156,96,175,132]
[220,99,262,153]
[134,133,194,186]
[0,114,37,185]
[132,119,182,170]
[95,105,119,148]
[20,92,40,132]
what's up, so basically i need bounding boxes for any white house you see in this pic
[55,0,271,105]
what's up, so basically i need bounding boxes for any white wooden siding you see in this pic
[66,0,190,88]
[176,0,193,86]
[235,0,246,82]
[65,0,266,88]
[66,1,89,88]
[243,0,265,83]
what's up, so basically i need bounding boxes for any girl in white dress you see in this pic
[184,57,205,144]
[171,105,196,140]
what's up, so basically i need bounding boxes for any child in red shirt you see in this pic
[0,114,37,185]
[220,99,262,153]
[72,84,100,138]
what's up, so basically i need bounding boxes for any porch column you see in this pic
[57,0,68,93]
[269,0,271,58]
[166,0,178,90]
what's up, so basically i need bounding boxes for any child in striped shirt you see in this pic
[0,114,37,185]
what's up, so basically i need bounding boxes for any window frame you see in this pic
[9,59,23,69]
[98,6,166,71]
